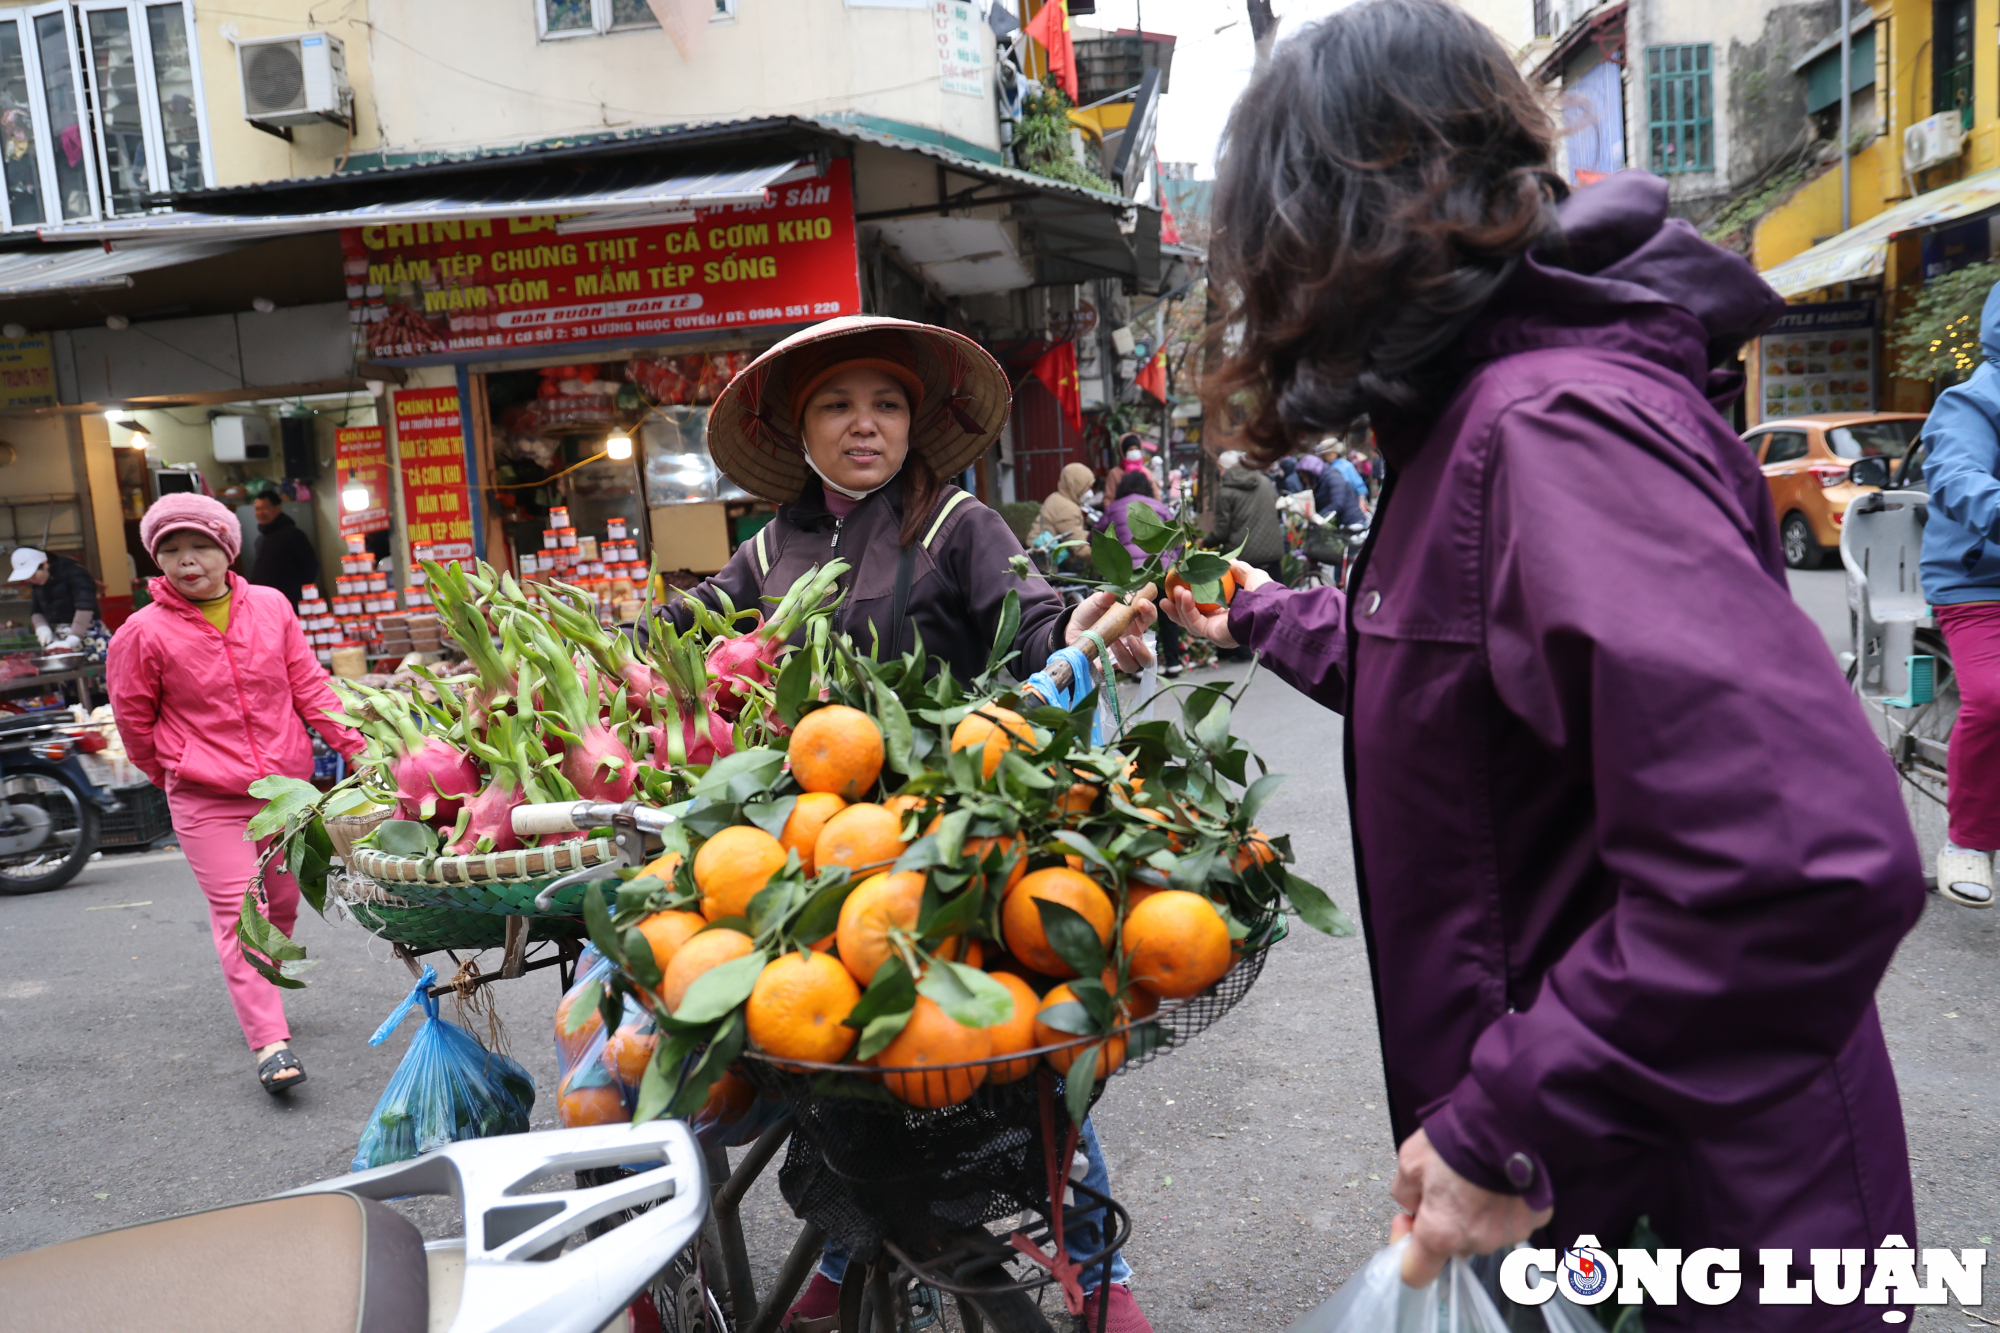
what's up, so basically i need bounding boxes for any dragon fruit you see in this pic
[516,618,638,803]
[700,561,849,719]
[451,711,567,855]
[360,687,481,829]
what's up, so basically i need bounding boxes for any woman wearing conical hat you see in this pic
[668,315,1155,679]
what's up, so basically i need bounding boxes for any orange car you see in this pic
[1742,413,1926,568]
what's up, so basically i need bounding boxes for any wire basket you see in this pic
[743,912,1279,1255]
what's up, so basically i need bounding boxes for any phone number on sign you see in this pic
[747,302,846,321]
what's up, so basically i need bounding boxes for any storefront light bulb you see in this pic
[341,476,370,512]
[605,432,634,461]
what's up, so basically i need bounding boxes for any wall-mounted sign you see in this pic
[393,388,475,561]
[343,161,861,363]
[0,334,55,411]
[1758,300,1877,422]
[933,1,986,96]
[335,425,390,537]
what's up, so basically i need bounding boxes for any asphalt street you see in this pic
[1,572,1994,1331]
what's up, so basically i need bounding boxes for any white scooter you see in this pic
[0,1121,707,1333]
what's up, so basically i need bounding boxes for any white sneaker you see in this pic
[1936,843,1996,908]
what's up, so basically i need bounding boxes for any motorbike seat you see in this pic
[0,711,59,736]
[0,1190,428,1333]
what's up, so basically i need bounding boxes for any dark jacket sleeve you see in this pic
[32,558,98,622]
[933,501,1071,679]
[1421,384,1925,1200]
[1227,581,1347,709]
[655,530,773,635]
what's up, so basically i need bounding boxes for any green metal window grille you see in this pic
[1647,45,1713,173]
[1936,0,1974,130]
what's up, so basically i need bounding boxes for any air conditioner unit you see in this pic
[212,415,272,463]
[237,31,351,130]
[1904,111,1966,175]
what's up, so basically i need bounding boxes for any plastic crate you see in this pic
[99,781,172,849]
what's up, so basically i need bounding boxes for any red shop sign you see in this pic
[335,425,390,537]
[393,387,475,562]
[344,160,861,362]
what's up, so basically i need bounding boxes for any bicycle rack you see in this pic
[1841,490,1931,702]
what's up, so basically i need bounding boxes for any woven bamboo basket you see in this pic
[330,871,586,952]
[345,837,621,916]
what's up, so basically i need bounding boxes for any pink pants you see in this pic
[1936,602,2000,850]
[169,787,300,1051]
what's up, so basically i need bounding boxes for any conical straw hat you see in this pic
[708,316,1011,503]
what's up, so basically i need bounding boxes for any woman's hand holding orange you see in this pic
[1162,560,1267,649]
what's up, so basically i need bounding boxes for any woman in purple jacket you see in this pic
[1170,2,1924,1325]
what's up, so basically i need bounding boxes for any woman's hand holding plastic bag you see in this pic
[1392,1128,1552,1288]
[1286,1239,1510,1333]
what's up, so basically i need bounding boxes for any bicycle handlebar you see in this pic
[511,800,677,838]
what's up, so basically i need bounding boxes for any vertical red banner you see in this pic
[335,425,390,537]
[392,387,475,561]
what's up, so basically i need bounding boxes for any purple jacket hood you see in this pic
[1230,170,1919,1324]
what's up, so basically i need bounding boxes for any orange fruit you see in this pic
[814,802,909,877]
[1234,828,1277,873]
[659,927,755,1013]
[639,851,683,883]
[789,704,885,800]
[985,971,1042,1083]
[950,707,1037,779]
[1132,806,1188,850]
[1166,568,1237,614]
[697,1068,756,1125]
[747,950,861,1063]
[693,825,788,922]
[964,832,1028,896]
[836,871,925,985]
[1001,867,1114,978]
[633,909,707,977]
[559,1079,628,1127]
[1123,890,1232,999]
[874,994,992,1108]
[1124,882,1164,913]
[1056,781,1098,819]
[1033,983,1128,1078]
[554,986,605,1057]
[601,1025,658,1085]
[781,792,848,874]
[886,793,927,817]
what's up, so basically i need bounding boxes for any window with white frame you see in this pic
[536,0,732,39]
[0,1,211,230]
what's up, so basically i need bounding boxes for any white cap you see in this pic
[8,547,45,581]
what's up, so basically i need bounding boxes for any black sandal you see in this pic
[257,1048,307,1095]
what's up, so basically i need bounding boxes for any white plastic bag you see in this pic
[1289,1240,1512,1333]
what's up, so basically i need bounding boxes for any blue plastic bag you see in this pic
[352,965,536,1172]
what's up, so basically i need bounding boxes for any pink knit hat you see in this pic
[139,492,241,564]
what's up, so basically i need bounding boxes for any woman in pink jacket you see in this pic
[107,493,363,1094]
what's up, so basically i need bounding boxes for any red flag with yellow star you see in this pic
[1135,347,1167,402]
[1031,340,1084,434]
[1024,0,1078,100]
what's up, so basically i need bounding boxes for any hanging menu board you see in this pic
[392,388,475,562]
[1758,300,1877,423]
[335,425,391,537]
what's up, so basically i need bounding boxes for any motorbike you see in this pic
[0,710,116,895]
[0,1121,706,1333]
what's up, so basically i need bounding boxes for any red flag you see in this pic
[1031,341,1084,434]
[1024,0,1078,100]
[1135,347,1167,402]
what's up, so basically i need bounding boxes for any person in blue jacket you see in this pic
[1917,280,2000,908]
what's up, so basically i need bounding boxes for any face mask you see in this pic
[803,445,898,502]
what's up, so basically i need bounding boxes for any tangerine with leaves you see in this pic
[659,927,755,1013]
[747,949,862,1063]
[835,870,925,985]
[694,825,788,922]
[779,791,847,874]
[950,706,1037,779]
[633,909,706,979]
[984,971,1042,1083]
[1124,889,1231,999]
[814,802,908,877]
[554,987,605,1061]
[1001,867,1114,977]
[558,1077,627,1127]
[1234,828,1278,873]
[874,994,993,1108]
[600,1025,657,1085]
[1165,567,1237,614]
[1032,983,1127,1078]
[789,704,885,800]
[639,851,683,884]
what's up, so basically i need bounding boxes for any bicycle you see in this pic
[513,794,1278,1333]
[1841,451,1954,886]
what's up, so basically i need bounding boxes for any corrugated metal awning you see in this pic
[30,157,818,244]
[1760,166,2000,298]
[0,239,243,297]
